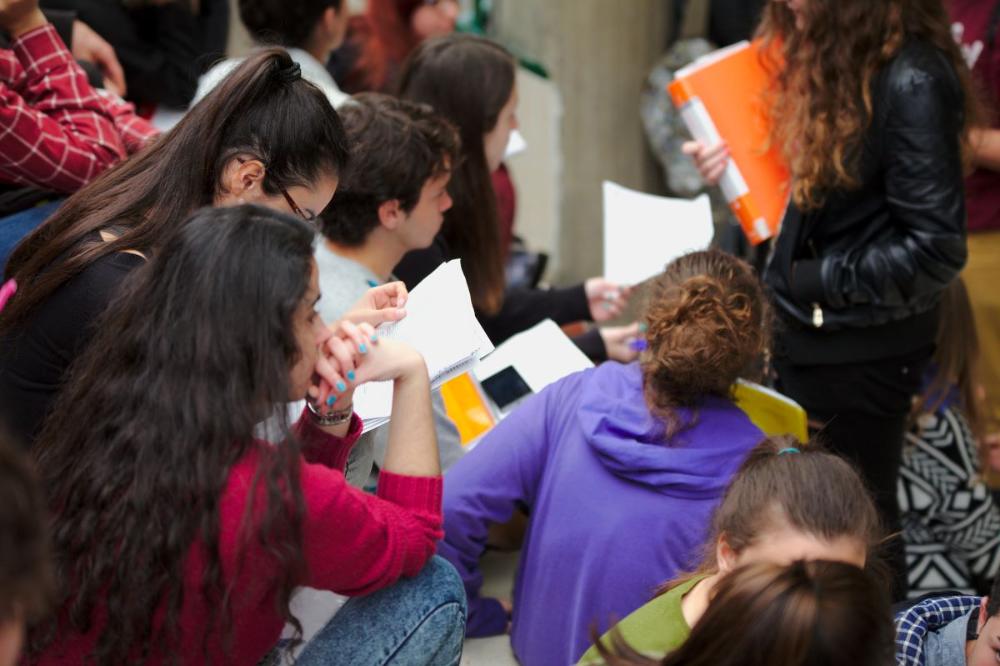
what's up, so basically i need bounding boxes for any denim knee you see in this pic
[388,556,467,665]
[415,556,467,611]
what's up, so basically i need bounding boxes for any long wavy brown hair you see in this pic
[29,206,316,664]
[758,0,977,209]
[397,35,515,315]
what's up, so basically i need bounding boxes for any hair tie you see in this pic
[778,447,800,455]
[276,61,302,84]
[0,279,16,313]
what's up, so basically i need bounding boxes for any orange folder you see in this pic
[668,40,790,245]
[440,372,495,446]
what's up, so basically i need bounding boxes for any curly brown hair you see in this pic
[641,250,770,438]
[758,0,976,210]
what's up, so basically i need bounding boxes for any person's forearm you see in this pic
[381,369,440,477]
[970,127,1000,172]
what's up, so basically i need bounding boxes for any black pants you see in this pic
[774,347,932,600]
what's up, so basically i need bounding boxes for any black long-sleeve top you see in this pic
[39,0,229,108]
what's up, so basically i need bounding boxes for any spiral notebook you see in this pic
[354,260,494,433]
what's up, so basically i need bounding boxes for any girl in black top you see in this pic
[395,34,637,362]
[686,0,975,596]
[0,49,349,447]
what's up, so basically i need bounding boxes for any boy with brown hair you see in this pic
[318,92,463,481]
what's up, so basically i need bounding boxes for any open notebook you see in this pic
[354,260,494,433]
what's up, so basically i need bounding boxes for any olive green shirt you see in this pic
[577,574,707,664]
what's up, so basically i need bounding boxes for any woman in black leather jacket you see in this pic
[686,0,975,598]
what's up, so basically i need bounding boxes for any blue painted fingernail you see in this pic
[359,344,367,354]
[326,396,336,406]
[336,381,347,392]
[347,370,356,381]
[638,322,648,333]
[370,334,378,342]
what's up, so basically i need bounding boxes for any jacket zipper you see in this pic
[807,239,823,328]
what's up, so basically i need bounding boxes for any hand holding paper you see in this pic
[584,277,631,322]
[353,260,494,433]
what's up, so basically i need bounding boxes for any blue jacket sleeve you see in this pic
[437,376,570,637]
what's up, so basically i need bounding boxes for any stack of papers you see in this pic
[355,260,493,432]
[602,181,714,286]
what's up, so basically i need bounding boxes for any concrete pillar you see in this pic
[492,0,671,283]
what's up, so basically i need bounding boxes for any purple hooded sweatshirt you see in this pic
[439,361,764,666]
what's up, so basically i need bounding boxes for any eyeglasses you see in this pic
[235,157,316,223]
[278,185,316,223]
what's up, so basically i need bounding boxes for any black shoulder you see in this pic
[886,41,963,103]
[882,41,964,128]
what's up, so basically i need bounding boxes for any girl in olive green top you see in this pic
[584,560,894,666]
[579,437,881,664]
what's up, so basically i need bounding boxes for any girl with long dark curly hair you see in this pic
[686,0,974,597]
[27,205,465,665]
[438,249,770,666]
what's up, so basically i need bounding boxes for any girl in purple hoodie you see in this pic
[439,250,771,665]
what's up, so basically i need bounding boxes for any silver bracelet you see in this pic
[307,400,354,426]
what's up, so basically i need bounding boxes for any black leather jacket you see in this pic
[766,40,967,364]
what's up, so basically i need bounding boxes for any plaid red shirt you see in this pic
[0,23,157,194]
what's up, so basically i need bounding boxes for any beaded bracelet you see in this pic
[307,400,354,426]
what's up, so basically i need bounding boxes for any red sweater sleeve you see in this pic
[226,417,441,599]
[291,408,363,472]
[0,24,126,192]
[299,462,443,597]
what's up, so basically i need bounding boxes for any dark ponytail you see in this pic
[2,48,349,333]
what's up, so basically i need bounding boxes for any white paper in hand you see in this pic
[602,181,714,286]
[353,260,493,432]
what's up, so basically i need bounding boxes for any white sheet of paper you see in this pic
[505,128,527,158]
[602,181,714,286]
[474,319,593,394]
[353,260,493,431]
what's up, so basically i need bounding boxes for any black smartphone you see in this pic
[480,366,533,411]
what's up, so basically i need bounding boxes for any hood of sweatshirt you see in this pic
[578,362,762,499]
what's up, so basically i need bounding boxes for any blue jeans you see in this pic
[287,557,466,665]
[0,199,63,273]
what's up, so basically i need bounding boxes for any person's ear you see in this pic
[978,596,990,637]
[716,534,737,573]
[221,158,266,202]
[377,199,404,231]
